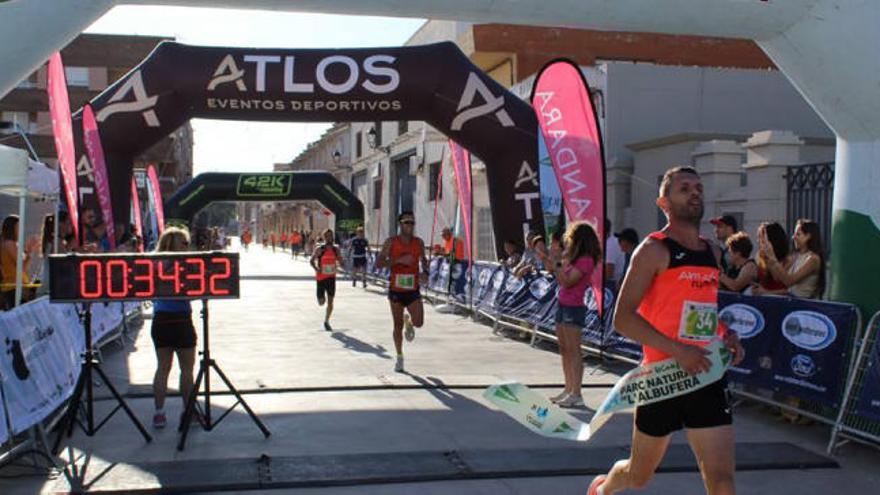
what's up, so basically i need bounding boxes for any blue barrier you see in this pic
[854,328,880,422]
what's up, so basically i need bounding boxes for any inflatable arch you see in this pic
[165,171,364,232]
[71,41,542,254]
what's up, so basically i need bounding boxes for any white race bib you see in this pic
[679,301,718,341]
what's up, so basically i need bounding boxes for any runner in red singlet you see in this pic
[588,167,744,495]
[376,211,429,373]
[310,228,342,332]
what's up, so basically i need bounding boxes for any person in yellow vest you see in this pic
[310,228,343,332]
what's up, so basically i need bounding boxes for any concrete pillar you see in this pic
[692,140,745,232]
[741,130,803,234]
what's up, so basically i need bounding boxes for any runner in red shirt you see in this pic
[310,228,342,332]
[588,167,743,495]
[376,211,429,373]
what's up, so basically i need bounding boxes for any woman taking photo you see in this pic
[752,222,790,295]
[150,227,197,428]
[546,221,601,408]
[760,218,824,299]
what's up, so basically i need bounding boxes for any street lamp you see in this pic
[367,125,390,154]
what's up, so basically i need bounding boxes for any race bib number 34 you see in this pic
[395,274,415,290]
[680,301,717,341]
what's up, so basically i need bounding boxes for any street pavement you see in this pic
[2,245,879,494]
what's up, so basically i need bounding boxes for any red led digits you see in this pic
[184,258,206,296]
[106,260,128,297]
[80,260,102,298]
[133,259,155,297]
[157,259,182,293]
[209,257,231,295]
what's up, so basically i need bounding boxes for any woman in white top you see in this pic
[759,218,824,299]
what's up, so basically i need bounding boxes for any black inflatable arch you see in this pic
[165,171,364,232]
[72,41,541,254]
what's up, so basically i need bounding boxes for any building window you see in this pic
[65,67,90,87]
[428,161,442,201]
[373,122,382,148]
[372,178,383,209]
[355,132,362,158]
[398,120,408,136]
[477,208,496,261]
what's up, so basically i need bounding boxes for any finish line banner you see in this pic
[485,340,731,441]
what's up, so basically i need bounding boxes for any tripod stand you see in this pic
[53,303,152,454]
[177,300,270,451]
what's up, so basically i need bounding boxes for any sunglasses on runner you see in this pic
[400,220,415,225]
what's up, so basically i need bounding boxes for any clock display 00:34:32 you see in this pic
[51,253,238,301]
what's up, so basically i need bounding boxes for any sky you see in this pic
[85,6,425,175]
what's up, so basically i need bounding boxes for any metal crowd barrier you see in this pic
[827,310,880,454]
[338,253,880,452]
[0,301,143,469]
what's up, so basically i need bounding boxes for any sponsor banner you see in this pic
[449,260,469,302]
[428,258,450,294]
[718,293,777,388]
[72,42,541,258]
[854,331,880,422]
[485,340,731,441]
[237,173,293,197]
[496,272,534,320]
[538,131,564,239]
[0,298,81,435]
[769,300,856,406]
[531,60,606,315]
[82,105,116,250]
[448,140,473,264]
[130,177,144,252]
[524,274,558,331]
[47,52,80,242]
[146,165,165,234]
[475,264,506,316]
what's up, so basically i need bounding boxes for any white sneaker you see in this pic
[549,392,569,404]
[404,315,415,342]
[394,355,404,373]
[557,394,584,408]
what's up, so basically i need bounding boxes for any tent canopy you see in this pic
[0,144,59,198]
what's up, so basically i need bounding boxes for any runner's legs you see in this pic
[686,425,736,495]
[406,298,424,327]
[599,425,671,493]
[390,300,405,355]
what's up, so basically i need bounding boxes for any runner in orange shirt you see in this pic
[376,211,429,373]
[310,228,343,332]
[588,166,744,495]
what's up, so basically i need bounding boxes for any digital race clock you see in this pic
[49,252,240,302]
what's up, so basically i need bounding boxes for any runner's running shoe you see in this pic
[549,391,569,403]
[587,475,607,495]
[394,355,404,373]
[557,394,584,408]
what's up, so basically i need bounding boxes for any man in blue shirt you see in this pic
[348,226,370,288]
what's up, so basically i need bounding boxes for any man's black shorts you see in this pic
[352,257,367,268]
[635,376,732,437]
[317,278,336,301]
[388,289,421,307]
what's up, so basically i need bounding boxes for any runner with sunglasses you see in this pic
[376,211,429,373]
